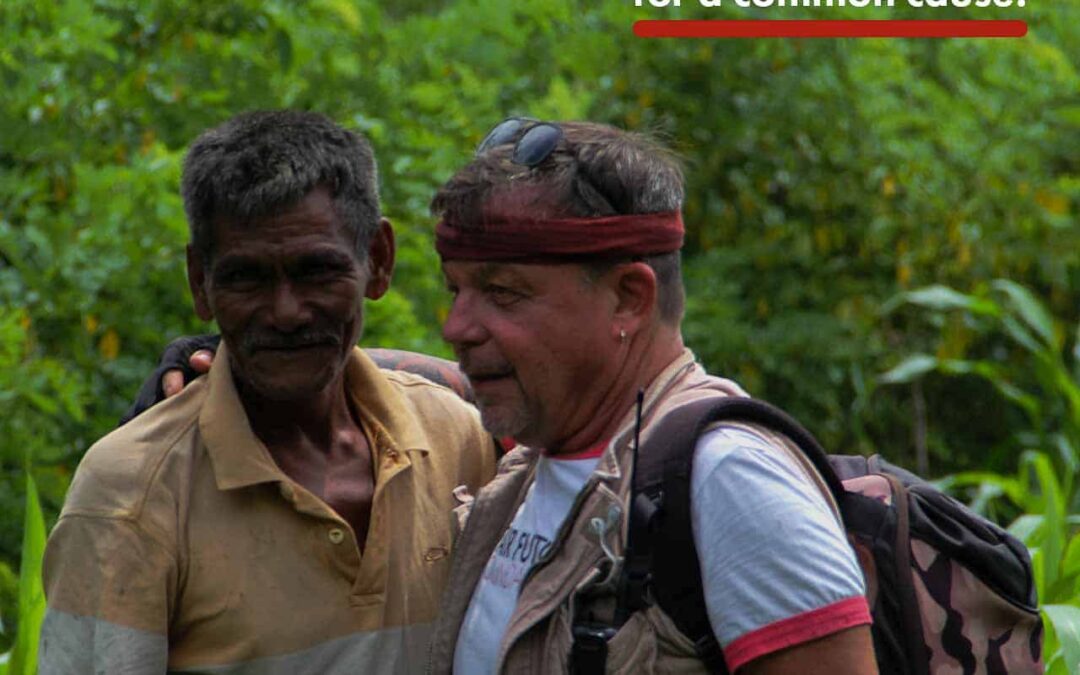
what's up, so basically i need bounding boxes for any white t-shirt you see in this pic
[691,425,868,671]
[453,448,603,675]
[453,427,868,674]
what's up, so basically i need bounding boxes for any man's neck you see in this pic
[235,376,357,451]
[232,366,377,548]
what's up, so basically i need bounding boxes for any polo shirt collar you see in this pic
[199,342,431,491]
[342,346,431,456]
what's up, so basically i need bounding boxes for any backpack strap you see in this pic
[619,396,848,673]
[883,471,929,675]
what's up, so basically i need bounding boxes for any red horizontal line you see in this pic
[633,19,1028,38]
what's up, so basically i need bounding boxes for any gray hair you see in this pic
[182,110,381,264]
[432,121,686,323]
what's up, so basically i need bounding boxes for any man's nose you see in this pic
[442,293,487,348]
[268,280,313,331]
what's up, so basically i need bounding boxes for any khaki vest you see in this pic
[427,351,836,674]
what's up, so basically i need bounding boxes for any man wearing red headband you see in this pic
[122,118,877,674]
[426,119,877,674]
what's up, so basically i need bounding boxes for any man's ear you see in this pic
[187,245,214,321]
[610,261,658,335]
[364,218,396,300]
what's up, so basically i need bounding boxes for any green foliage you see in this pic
[1042,604,1080,675]
[0,475,46,674]
[0,561,16,658]
[675,14,1080,467]
[886,279,1080,497]
[889,280,1080,670]
[0,307,85,589]
[0,0,1076,670]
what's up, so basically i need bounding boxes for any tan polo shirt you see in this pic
[39,346,495,674]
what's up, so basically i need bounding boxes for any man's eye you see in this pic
[295,254,354,280]
[215,268,262,287]
[299,263,333,279]
[487,285,523,306]
[296,259,352,282]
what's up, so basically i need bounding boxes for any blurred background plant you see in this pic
[882,280,1080,673]
[0,0,1076,666]
[0,476,45,675]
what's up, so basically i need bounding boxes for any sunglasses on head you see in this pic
[476,117,564,167]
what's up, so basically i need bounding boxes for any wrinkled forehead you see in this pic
[207,187,357,256]
[442,259,528,284]
[440,258,586,289]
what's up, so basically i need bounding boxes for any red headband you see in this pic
[435,211,685,261]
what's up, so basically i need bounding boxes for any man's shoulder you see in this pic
[379,366,466,394]
[62,379,208,520]
[372,368,495,482]
[379,367,480,422]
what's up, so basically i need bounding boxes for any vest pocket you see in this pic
[602,610,658,673]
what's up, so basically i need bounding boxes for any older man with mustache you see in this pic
[39,110,495,674]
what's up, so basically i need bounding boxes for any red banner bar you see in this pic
[633,19,1028,38]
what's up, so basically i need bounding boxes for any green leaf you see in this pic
[1072,321,1080,365]
[7,475,46,675]
[993,279,1058,350]
[274,28,293,71]
[1065,533,1080,586]
[317,0,362,31]
[880,285,1000,316]
[1000,315,1045,357]
[1052,434,1079,495]
[1046,653,1067,675]
[1043,604,1080,675]
[1031,547,1046,600]
[990,380,1043,422]
[1023,452,1066,594]
[944,471,1026,509]
[1008,514,1044,546]
[23,391,58,416]
[878,354,938,385]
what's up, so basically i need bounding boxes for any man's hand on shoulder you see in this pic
[163,349,214,397]
[118,334,219,426]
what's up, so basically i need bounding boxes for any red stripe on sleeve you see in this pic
[724,595,872,672]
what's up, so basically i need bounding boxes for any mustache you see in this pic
[242,329,342,352]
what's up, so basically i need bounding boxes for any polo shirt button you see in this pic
[328,528,345,544]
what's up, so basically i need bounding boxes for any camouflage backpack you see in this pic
[573,396,1044,674]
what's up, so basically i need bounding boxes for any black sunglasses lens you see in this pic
[477,119,526,155]
[512,124,562,167]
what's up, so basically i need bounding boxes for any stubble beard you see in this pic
[475,394,532,441]
[232,350,343,402]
